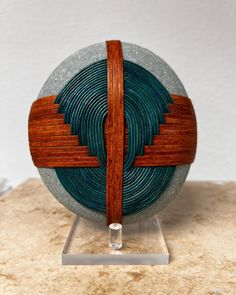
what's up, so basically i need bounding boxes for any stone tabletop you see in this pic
[0,179,236,294]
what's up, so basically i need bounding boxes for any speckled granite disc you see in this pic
[37,42,190,224]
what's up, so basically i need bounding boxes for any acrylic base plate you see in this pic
[62,215,169,265]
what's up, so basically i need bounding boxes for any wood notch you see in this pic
[105,40,124,225]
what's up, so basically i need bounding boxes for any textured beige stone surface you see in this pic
[0,179,236,294]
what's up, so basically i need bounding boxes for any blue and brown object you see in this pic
[28,40,197,225]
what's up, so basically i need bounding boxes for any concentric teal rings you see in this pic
[54,59,176,215]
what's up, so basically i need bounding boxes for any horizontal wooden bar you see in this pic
[30,145,88,152]
[30,140,79,147]
[29,113,65,122]
[29,109,59,119]
[159,125,196,135]
[168,104,194,116]
[32,95,56,106]
[29,124,71,136]
[28,94,197,169]
[152,134,196,145]
[143,145,194,154]
[171,94,192,105]
[133,154,195,166]
[164,114,196,127]
[29,134,78,142]
[30,104,59,116]
[33,156,100,168]
[29,117,65,126]
[31,150,88,157]
[30,146,88,156]
[29,124,69,132]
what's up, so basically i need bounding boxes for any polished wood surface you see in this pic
[28,95,100,168]
[105,40,124,225]
[133,94,197,166]
[29,94,197,168]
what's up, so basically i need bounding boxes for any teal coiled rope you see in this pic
[55,59,176,215]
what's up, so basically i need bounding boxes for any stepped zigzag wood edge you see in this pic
[28,94,197,168]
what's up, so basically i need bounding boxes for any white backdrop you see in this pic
[1,0,236,186]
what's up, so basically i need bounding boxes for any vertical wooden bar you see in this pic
[106,40,124,225]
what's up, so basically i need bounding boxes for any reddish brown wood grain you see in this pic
[29,124,71,136]
[133,154,195,166]
[29,117,65,126]
[105,40,124,225]
[152,134,196,145]
[30,139,79,147]
[29,105,60,117]
[29,134,79,143]
[29,113,65,122]
[28,96,99,168]
[33,95,56,106]
[31,146,89,156]
[143,145,193,154]
[171,94,192,105]
[33,157,99,167]
[132,94,197,166]
[29,93,197,169]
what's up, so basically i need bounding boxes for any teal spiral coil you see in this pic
[55,59,176,215]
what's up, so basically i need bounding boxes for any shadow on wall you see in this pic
[0,178,12,196]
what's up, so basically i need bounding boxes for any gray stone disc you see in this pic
[37,42,190,224]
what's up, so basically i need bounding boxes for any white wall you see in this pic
[1,0,236,186]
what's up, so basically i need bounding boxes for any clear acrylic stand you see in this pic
[62,215,169,265]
